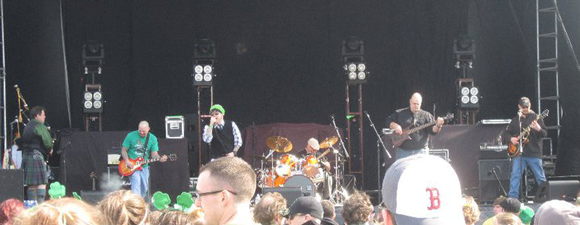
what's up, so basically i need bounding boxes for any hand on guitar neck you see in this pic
[124,154,168,169]
[119,154,175,177]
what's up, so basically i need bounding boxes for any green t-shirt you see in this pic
[122,131,159,168]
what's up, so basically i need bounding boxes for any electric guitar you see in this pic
[386,113,454,149]
[118,154,177,176]
[507,109,549,158]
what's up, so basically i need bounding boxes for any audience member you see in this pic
[286,196,323,225]
[97,190,149,225]
[380,154,465,224]
[483,197,521,225]
[463,196,480,225]
[13,197,108,225]
[153,210,193,225]
[0,199,25,225]
[320,200,338,225]
[534,200,580,225]
[518,205,534,225]
[342,191,374,225]
[187,208,205,225]
[494,212,522,225]
[195,157,257,225]
[253,192,287,225]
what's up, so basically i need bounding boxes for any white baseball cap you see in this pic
[382,154,465,225]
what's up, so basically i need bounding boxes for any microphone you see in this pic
[330,114,335,120]
[364,111,370,118]
[14,84,18,88]
[517,110,522,117]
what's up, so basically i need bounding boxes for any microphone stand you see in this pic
[517,111,527,201]
[364,111,392,159]
[330,115,349,158]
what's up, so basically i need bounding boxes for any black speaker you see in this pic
[262,187,303,207]
[0,169,24,202]
[478,159,511,203]
[343,175,357,194]
[535,180,580,203]
[80,190,109,205]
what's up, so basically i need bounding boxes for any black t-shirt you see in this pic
[507,111,548,158]
[386,107,436,150]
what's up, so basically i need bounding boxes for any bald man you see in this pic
[121,121,167,198]
[386,93,444,159]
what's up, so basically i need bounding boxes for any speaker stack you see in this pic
[478,159,511,203]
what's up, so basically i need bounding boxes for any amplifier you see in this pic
[165,115,184,139]
[429,149,449,162]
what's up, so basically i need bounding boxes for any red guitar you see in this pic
[118,154,177,176]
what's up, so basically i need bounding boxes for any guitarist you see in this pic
[121,121,167,198]
[386,93,444,160]
[506,97,547,199]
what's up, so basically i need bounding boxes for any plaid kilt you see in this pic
[22,150,48,185]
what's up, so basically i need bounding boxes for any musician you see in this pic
[387,92,444,160]
[202,104,243,159]
[298,138,332,199]
[121,121,166,198]
[507,97,547,199]
[21,106,53,203]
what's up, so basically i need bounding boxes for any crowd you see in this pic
[1,155,580,225]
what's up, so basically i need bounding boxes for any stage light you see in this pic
[457,79,479,109]
[83,84,103,113]
[342,37,368,85]
[470,87,479,96]
[470,96,479,104]
[193,39,216,86]
[461,87,470,96]
[82,40,105,75]
[461,96,470,104]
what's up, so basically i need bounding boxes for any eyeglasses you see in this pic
[195,190,237,199]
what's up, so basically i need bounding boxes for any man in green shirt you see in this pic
[21,106,53,203]
[121,121,166,198]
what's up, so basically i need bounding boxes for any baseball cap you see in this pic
[288,196,324,220]
[381,154,465,225]
[534,200,580,225]
[209,104,225,115]
[519,97,531,107]
[308,138,320,151]
[499,197,521,213]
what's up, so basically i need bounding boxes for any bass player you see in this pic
[121,121,167,198]
[506,97,547,199]
[386,92,444,160]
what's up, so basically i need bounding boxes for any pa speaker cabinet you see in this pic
[0,169,24,202]
[262,187,303,207]
[478,159,511,203]
[80,190,109,205]
[535,180,580,203]
[430,149,449,162]
[165,115,184,139]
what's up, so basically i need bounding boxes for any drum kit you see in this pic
[256,135,348,202]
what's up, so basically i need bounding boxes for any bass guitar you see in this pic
[386,113,454,149]
[507,109,549,158]
[118,154,177,176]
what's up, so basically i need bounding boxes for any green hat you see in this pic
[519,204,535,225]
[210,104,225,115]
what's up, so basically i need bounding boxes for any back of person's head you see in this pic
[199,157,257,203]
[186,208,205,225]
[153,210,193,225]
[97,190,149,225]
[534,200,580,225]
[321,200,335,219]
[14,197,108,225]
[381,155,465,224]
[253,192,287,225]
[0,198,25,225]
[494,212,522,225]
[499,198,521,214]
[463,196,480,225]
[342,191,374,225]
[29,106,45,119]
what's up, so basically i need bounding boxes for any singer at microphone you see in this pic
[505,96,548,198]
[386,92,444,160]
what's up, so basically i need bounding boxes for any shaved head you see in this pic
[409,92,423,113]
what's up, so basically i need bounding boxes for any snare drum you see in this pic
[284,175,316,197]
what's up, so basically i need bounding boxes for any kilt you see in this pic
[22,150,48,185]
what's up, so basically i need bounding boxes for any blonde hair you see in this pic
[463,196,480,225]
[494,212,522,225]
[14,198,108,225]
[97,190,149,225]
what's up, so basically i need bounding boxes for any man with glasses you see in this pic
[195,157,257,225]
[202,104,243,159]
[506,97,547,199]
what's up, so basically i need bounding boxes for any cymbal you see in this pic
[319,136,338,149]
[266,136,293,153]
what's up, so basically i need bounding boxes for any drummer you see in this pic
[298,138,331,172]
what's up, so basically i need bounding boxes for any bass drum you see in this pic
[283,175,316,197]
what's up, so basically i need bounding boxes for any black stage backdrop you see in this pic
[4,0,580,190]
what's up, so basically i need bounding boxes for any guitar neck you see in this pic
[317,149,332,160]
[406,121,437,134]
